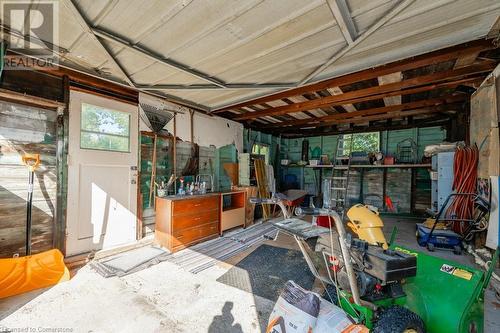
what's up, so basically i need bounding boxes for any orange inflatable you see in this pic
[0,249,69,299]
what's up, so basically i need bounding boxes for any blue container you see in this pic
[416,224,462,253]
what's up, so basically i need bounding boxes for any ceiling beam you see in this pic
[278,116,450,138]
[92,28,227,88]
[63,0,136,87]
[454,51,481,69]
[272,95,465,132]
[299,0,415,84]
[135,83,296,90]
[327,87,356,111]
[212,39,493,113]
[216,77,482,120]
[327,0,357,44]
[232,63,493,120]
[278,104,461,133]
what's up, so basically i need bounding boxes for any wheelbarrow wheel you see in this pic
[426,242,435,252]
[373,306,425,333]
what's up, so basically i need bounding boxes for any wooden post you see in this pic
[173,114,177,194]
[410,168,416,214]
[189,109,194,143]
[382,168,388,211]
[148,134,157,207]
[55,75,70,254]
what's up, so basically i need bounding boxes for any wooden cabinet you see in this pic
[220,191,246,234]
[155,194,220,252]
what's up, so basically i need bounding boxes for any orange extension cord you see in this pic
[445,145,478,234]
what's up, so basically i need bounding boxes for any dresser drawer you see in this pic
[172,195,219,215]
[172,222,219,248]
[173,209,219,231]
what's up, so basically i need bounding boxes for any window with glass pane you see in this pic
[80,103,130,152]
[252,143,270,164]
[341,132,380,156]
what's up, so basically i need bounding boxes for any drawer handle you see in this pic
[194,217,201,220]
[194,203,202,207]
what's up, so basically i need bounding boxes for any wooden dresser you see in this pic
[155,193,220,252]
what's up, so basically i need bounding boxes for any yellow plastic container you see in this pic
[0,249,70,299]
[347,204,388,249]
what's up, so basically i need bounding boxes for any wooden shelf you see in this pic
[305,164,431,169]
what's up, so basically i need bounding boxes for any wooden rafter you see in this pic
[272,95,465,132]
[378,72,402,106]
[279,115,451,138]
[216,76,481,121]
[278,104,461,133]
[233,63,493,120]
[327,87,356,111]
[213,39,494,113]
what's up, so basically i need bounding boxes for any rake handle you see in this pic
[26,170,34,256]
[22,153,40,256]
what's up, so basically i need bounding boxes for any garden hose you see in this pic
[445,145,478,234]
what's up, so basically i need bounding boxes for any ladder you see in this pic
[326,135,354,217]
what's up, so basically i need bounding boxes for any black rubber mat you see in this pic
[216,244,315,301]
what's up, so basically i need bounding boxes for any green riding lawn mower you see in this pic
[251,196,498,333]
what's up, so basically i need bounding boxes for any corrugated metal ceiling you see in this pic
[6,0,500,110]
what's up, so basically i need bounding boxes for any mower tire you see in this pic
[373,306,425,333]
[322,284,339,305]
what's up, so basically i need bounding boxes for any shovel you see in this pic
[0,154,69,299]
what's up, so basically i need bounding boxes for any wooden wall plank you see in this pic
[0,101,57,257]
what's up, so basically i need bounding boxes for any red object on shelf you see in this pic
[385,196,395,212]
[384,156,395,165]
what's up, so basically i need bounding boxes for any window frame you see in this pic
[340,131,380,156]
[252,143,270,164]
[80,102,131,153]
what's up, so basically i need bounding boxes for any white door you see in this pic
[66,90,138,256]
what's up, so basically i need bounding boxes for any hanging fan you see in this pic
[139,102,176,207]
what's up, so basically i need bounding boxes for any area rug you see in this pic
[166,222,278,274]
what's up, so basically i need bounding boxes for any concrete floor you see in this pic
[1,216,499,332]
